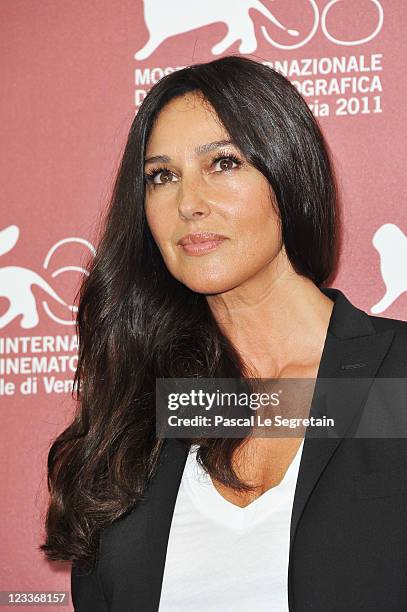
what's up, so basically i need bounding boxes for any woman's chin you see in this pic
[181,276,239,295]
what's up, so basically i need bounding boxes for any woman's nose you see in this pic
[177,173,211,220]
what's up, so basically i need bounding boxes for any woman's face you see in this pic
[144,91,284,295]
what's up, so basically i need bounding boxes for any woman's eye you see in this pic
[145,154,241,187]
[212,155,241,173]
[145,169,176,186]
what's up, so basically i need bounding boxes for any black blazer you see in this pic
[71,287,407,611]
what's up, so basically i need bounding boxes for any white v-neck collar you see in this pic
[182,440,304,533]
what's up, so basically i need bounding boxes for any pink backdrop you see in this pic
[1,1,406,609]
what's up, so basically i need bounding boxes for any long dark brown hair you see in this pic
[41,54,340,569]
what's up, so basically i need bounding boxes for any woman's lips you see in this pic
[179,238,227,255]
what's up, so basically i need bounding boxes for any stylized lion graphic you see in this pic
[0,225,73,329]
[135,0,299,60]
[371,223,407,314]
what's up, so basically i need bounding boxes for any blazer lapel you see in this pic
[138,286,395,611]
[289,287,395,551]
[142,436,189,611]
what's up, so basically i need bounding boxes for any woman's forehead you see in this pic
[146,96,228,155]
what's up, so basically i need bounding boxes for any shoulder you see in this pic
[366,312,407,373]
[367,312,407,335]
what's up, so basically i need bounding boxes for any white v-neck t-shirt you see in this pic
[159,439,304,611]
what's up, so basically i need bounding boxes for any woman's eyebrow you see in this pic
[144,139,235,165]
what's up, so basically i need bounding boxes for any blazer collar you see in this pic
[288,287,395,547]
[142,286,396,610]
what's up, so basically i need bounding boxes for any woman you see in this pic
[41,55,407,611]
